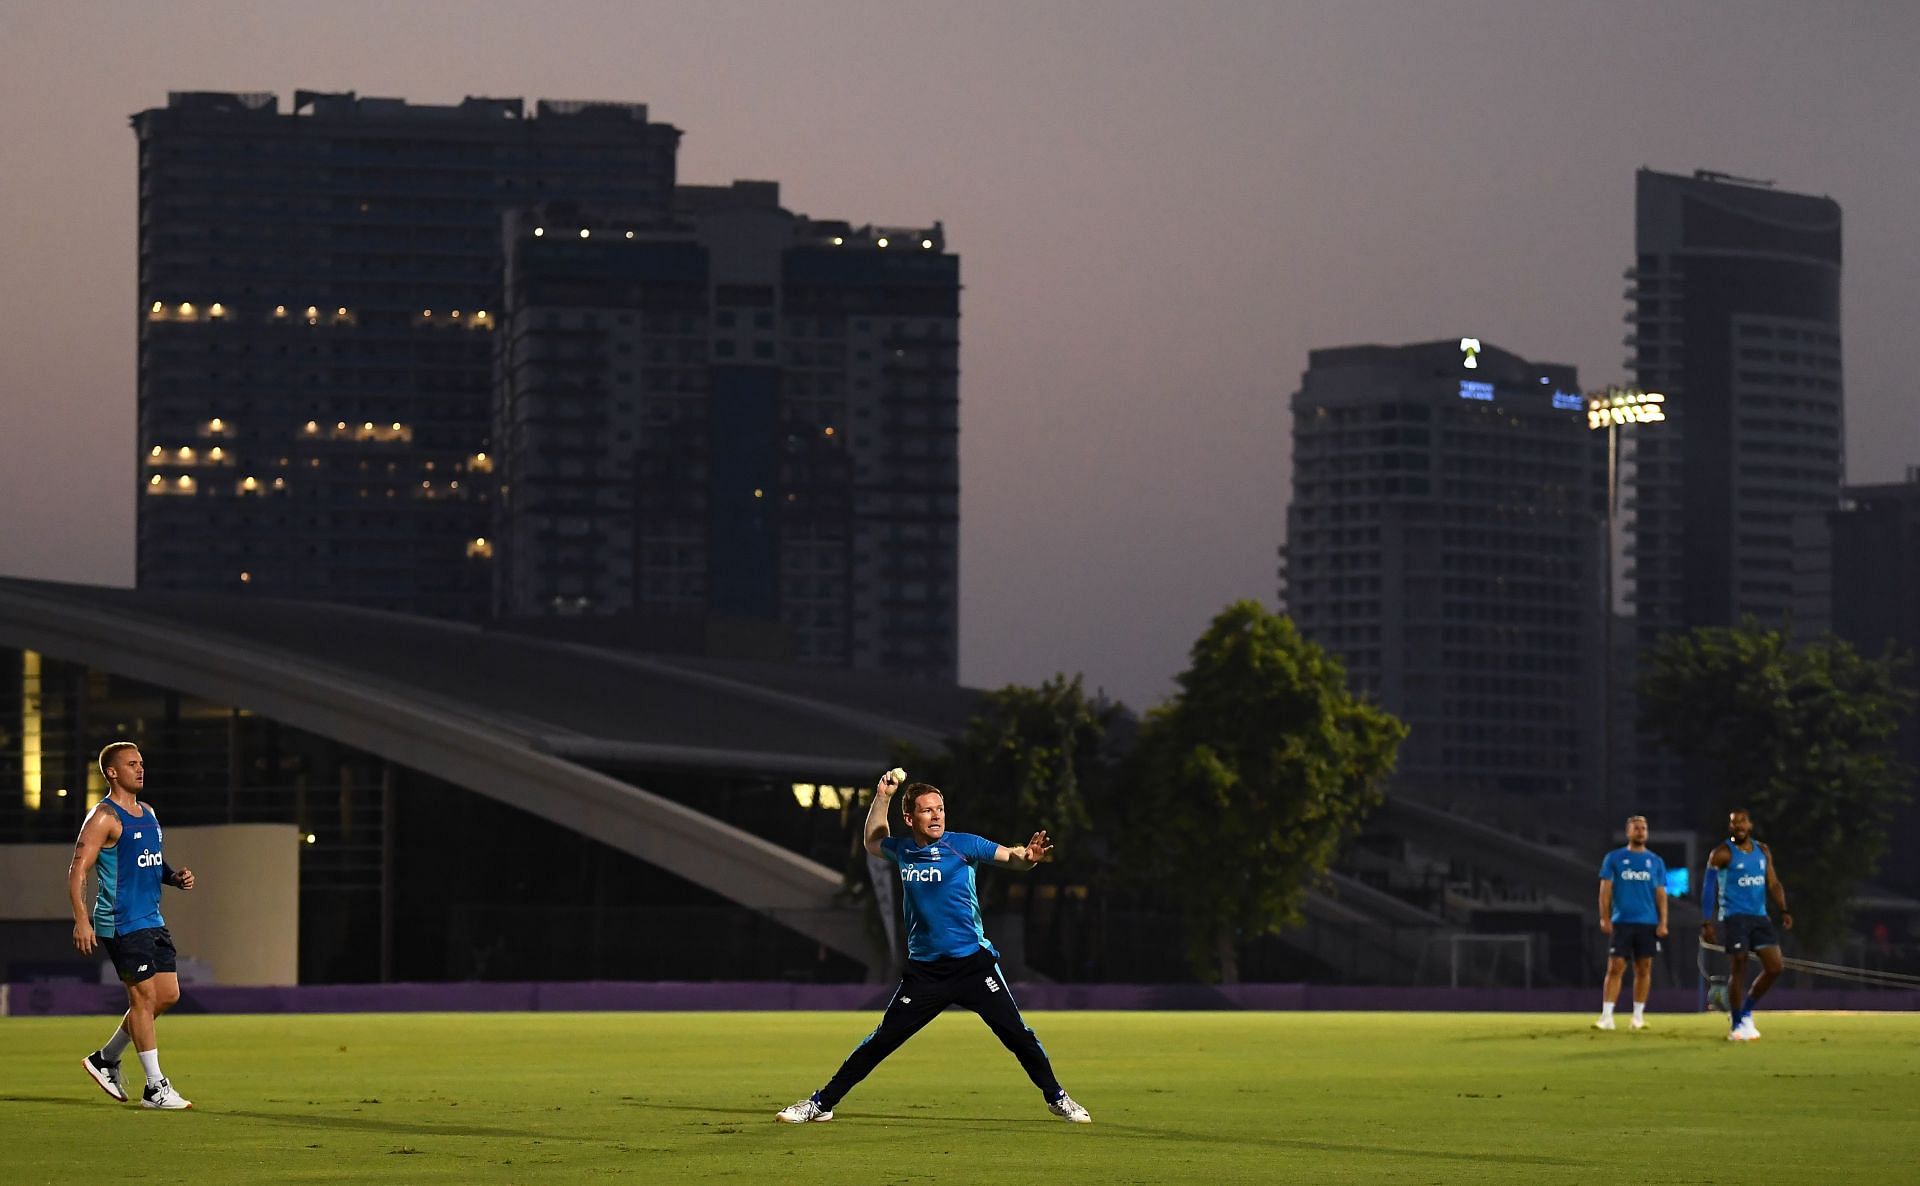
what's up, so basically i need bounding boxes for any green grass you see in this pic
[3,1010,1916,1184]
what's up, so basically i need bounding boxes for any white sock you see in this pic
[1632,1002,1645,1021]
[137,1048,164,1086]
[102,1024,131,1061]
[1601,1002,1615,1020]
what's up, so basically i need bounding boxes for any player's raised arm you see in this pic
[67,807,117,955]
[863,768,904,857]
[1761,842,1792,930]
[994,830,1051,870]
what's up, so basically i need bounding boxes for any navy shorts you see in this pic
[1610,922,1661,960]
[1722,914,1779,954]
[99,926,176,984]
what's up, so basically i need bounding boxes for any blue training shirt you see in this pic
[1721,841,1770,919]
[1598,846,1667,925]
[91,798,167,938]
[879,831,1000,961]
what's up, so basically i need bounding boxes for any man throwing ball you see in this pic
[777,769,1091,1124]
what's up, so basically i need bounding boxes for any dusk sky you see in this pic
[2,1,1916,710]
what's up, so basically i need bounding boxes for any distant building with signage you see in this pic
[1280,339,1609,830]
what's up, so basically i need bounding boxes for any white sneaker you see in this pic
[1630,1016,1648,1031]
[1592,1016,1615,1030]
[82,1052,127,1102]
[776,1097,832,1123]
[1737,1018,1761,1040]
[1049,1093,1092,1123]
[1727,1024,1756,1042]
[141,1078,192,1110]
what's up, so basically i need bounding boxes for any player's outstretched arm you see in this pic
[66,808,116,955]
[994,830,1051,870]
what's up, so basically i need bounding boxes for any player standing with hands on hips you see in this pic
[70,742,197,1109]
[777,767,1092,1124]
[1593,814,1668,1030]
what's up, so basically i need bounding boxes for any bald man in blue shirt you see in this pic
[777,771,1091,1125]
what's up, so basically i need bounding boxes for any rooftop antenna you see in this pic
[1693,169,1775,188]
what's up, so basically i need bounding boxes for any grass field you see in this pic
[2,1010,1916,1184]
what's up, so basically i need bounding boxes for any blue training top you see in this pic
[91,798,167,938]
[1720,840,1769,920]
[1598,846,1667,925]
[879,831,1000,961]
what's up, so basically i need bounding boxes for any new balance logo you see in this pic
[136,851,165,869]
[901,866,943,883]
[901,997,912,1004]
[985,976,1001,993]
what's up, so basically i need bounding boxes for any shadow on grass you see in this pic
[618,1100,1591,1164]
[1095,1121,1592,1167]
[213,1108,566,1141]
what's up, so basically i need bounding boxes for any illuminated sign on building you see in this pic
[1458,380,1495,401]
[1551,392,1585,411]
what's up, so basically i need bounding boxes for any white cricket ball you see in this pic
[885,767,907,785]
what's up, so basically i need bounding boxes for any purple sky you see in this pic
[2,1,1916,710]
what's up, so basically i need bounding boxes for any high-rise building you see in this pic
[1624,168,1843,819]
[1280,340,1608,828]
[132,90,680,618]
[1625,169,1844,638]
[1828,472,1920,897]
[493,184,959,678]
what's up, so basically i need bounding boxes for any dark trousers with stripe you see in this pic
[818,947,1062,1109]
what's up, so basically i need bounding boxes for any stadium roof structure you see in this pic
[0,578,978,973]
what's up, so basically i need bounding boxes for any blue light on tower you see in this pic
[1458,379,1494,401]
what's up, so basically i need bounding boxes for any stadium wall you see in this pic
[0,823,298,986]
[5,980,1917,1016]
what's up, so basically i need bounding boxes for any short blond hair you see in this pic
[97,741,139,779]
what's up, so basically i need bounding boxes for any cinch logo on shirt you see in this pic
[1619,868,1653,881]
[1737,874,1766,887]
[136,851,165,869]
[902,866,943,883]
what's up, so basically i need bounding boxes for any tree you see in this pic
[1638,619,1915,951]
[888,674,1131,888]
[1121,601,1407,982]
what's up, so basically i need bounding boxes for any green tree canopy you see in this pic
[1121,600,1406,981]
[887,674,1129,886]
[1638,620,1915,950]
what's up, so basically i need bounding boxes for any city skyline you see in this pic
[3,1,1917,710]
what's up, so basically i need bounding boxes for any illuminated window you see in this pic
[239,571,251,583]
[178,302,194,317]
[176,475,194,490]
[177,446,195,461]
[209,302,226,318]
[466,537,494,559]
[272,477,286,489]
[274,305,287,318]
[148,445,163,459]
[304,420,318,434]
[208,417,226,433]
[241,476,259,491]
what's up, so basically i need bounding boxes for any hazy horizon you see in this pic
[3,1,1916,710]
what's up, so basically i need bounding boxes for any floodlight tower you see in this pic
[1586,386,1667,824]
